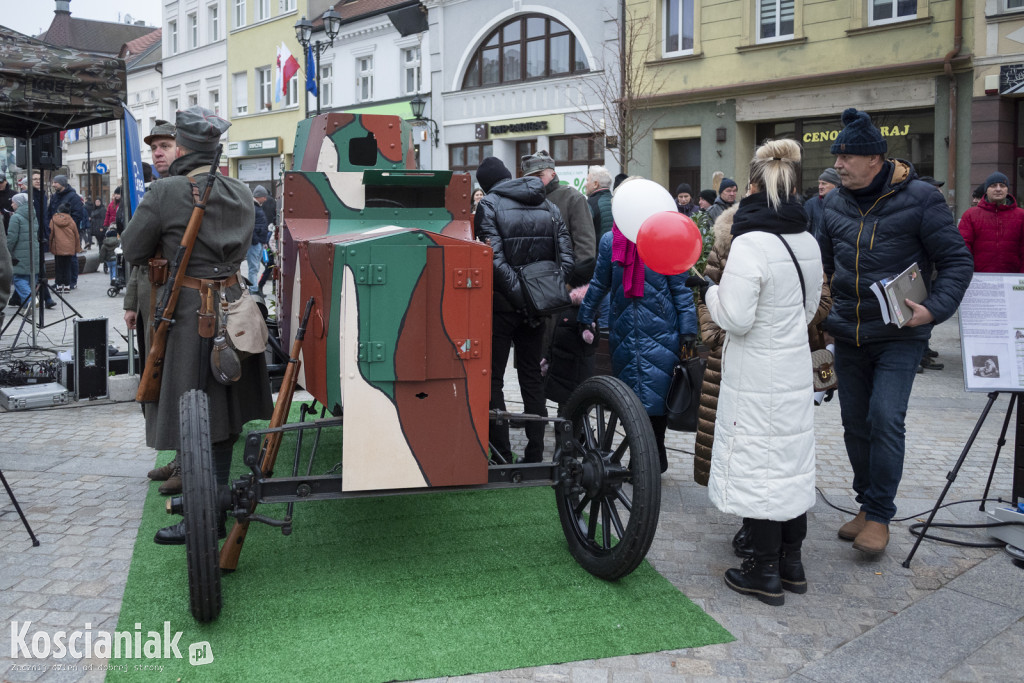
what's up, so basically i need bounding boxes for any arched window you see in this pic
[462,14,588,89]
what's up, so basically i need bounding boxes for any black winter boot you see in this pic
[779,545,807,594]
[732,519,754,559]
[724,557,784,606]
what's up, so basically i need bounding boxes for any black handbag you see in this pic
[665,343,705,432]
[517,260,572,317]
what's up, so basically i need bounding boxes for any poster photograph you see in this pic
[958,273,1024,392]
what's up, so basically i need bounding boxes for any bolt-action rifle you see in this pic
[136,146,223,403]
[220,296,315,572]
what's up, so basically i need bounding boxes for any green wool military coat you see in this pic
[121,153,273,451]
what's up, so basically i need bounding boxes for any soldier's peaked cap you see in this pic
[175,106,230,153]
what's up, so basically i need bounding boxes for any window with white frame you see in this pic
[168,98,179,119]
[868,0,916,25]
[209,90,220,115]
[188,93,198,107]
[357,56,373,102]
[233,72,247,115]
[663,0,694,55]
[187,13,198,49]
[1005,0,1024,10]
[319,63,333,107]
[758,0,794,42]
[402,47,421,95]
[234,0,246,29]
[168,20,178,53]
[281,0,296,11]
[257,66,273,110]
[285,73,298,106]
[256,0,270,22]
[208,4,220,41]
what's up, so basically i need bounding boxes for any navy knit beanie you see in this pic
[718,177,737,193]
[983,171,1008,192]
[699,189,717,204]
[476,156,511,193]
[676,183,692,196]
[830,108,888,156]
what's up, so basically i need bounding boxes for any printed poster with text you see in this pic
[958,273,1024,392]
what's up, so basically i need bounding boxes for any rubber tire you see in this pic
[556,375,661,580]
[179,389,223,622]
[107,287,118,297]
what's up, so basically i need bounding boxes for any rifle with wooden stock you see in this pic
[220,296,315,572]
[136,146,223,403]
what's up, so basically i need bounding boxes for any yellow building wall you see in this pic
[226,0,308,174]
[971,0,1024,97]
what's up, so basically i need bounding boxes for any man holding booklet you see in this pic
[816,108,973,555]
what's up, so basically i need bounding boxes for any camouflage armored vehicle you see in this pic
[173,113,661,622]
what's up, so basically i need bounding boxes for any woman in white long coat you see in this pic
[703,138,823,606]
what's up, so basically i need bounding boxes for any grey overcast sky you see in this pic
[5,0,162,39]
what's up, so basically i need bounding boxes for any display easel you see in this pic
[903,273,1024,567]
[0,468,40,547]
[902,391,1021,567]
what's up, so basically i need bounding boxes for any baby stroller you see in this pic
[107,247,127,297]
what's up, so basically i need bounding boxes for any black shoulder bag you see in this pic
[516,200,572,318]
[665,337,705,432]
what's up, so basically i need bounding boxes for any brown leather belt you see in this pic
[180,273,240,290]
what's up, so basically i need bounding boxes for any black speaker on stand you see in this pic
[74,318,109,400]
[16,133,62,171]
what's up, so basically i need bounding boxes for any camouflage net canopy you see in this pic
[0,25,126,137]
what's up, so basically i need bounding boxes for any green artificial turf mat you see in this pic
[111,405,732,681]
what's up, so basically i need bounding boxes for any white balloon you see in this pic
[611,179,678,242]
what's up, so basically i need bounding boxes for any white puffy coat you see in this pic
[704,229,823,521]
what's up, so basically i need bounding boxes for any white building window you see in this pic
[357,56,373,102]
[402,47,421,95]
[187,13,198,49]
[234,0,246,29]
[168,98,178,119]
[209,90,220,115]
[663,0,694,55]
[208,4,220,41]
[319,63,333,107]
[188,93,198,107]
[280,0,296,11]
[233,72,247,115]
[286,73,299,107]
[869,0,916,26]
[1006,0,1024,10]
[168,20,178,53]
[758,0,794,42]
[257,66,273,111]
[256,0,270,22]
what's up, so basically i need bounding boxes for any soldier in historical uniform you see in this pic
[121,106,274,545]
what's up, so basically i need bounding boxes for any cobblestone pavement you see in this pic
[2,264,1022,682]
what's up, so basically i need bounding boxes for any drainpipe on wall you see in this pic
[944,0,964,205]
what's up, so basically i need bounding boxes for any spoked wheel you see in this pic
[178,389,222,622]
[556,375,660,580]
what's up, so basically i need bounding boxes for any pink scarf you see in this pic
[611,225,645,298]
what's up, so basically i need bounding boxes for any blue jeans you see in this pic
[11,275,31,304]
[834,338,927,524]
[246,243,263,292]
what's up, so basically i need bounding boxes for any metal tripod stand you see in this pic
[0,468,40,547]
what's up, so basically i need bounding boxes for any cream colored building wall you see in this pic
[973,1,1024,96]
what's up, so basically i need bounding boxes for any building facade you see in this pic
[630,0,974,214]
[425,0,621,188]
[970,0,1024,197]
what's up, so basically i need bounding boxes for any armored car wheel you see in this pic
[556,376,661,580]
[179,389,223,622]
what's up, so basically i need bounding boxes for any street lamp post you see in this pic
[409,94,439,148]
[294,9,343,118]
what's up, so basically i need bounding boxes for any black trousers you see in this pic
[745,514,807,562]
[490,311,547,463]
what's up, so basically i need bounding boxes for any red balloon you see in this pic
[636,211,703,275]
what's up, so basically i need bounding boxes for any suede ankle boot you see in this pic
[724,557,785,606]
[147,457,178,482]
[779,545,807,594]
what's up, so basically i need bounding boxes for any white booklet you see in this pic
[868,262,927,328]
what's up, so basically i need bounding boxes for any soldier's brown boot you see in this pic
[837,510,867,541]
[158,463,182,495]
[852,521,889,555]
[147,458,177,482]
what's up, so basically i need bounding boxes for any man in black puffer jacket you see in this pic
[474,156,574,463]
[818,108,973,556]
